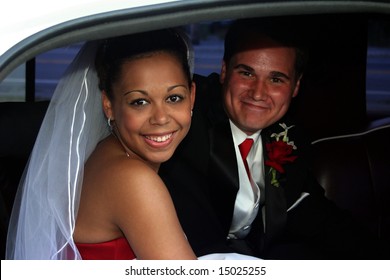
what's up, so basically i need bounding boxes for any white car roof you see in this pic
[0,0,178,57]
[0,0,183,80]
[1,0,390,81]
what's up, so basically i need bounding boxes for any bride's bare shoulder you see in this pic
[85,136,163,193]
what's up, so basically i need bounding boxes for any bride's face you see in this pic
[104,52,195,165]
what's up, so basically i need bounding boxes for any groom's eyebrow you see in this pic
[270,71,291,80]
[234,64,254,73]
[234,64,291,80]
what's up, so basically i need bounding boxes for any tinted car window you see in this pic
[366,16,390,119]
[1,19,389,122]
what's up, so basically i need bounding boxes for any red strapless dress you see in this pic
[76,237,136,260]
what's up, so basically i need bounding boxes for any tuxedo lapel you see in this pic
[208,119,240,232]
[262,127,288,249]
[264,165,287,246]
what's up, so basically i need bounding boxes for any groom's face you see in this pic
[220,35,301,135]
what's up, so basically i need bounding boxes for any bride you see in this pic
[6,28,260,261]
[6,29,197,260]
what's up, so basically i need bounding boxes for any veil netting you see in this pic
[6,41,110,259]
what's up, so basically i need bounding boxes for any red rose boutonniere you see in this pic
[265,123,298,187]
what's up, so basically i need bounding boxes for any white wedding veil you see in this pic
[6,29,195,260]
[6,41,110,259]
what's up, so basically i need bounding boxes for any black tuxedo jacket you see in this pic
[159,74,379,259]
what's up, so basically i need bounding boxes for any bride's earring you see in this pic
[107,118,113,130]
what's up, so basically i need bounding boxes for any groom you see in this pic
[160,17,377,259]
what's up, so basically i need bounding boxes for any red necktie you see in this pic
[239,138,254,180]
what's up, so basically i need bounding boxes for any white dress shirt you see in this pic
[228,121,265,239]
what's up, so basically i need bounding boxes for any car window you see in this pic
[0,23,226,102]
[0,64,25,102]
[35,43,83,101]
[1,18,389,121]
[366,16,390,120]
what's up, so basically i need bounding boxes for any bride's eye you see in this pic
[167,94,184,104]
[129,98,149,106]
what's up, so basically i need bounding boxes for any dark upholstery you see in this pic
[311,118,390,242]
[0,101,49,259]
[290,14,390,245]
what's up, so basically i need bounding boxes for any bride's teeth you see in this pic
[146,133,172,142]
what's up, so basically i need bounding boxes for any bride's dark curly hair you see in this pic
[95,29,192,100]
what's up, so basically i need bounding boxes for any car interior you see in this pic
[1,1,389,259]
